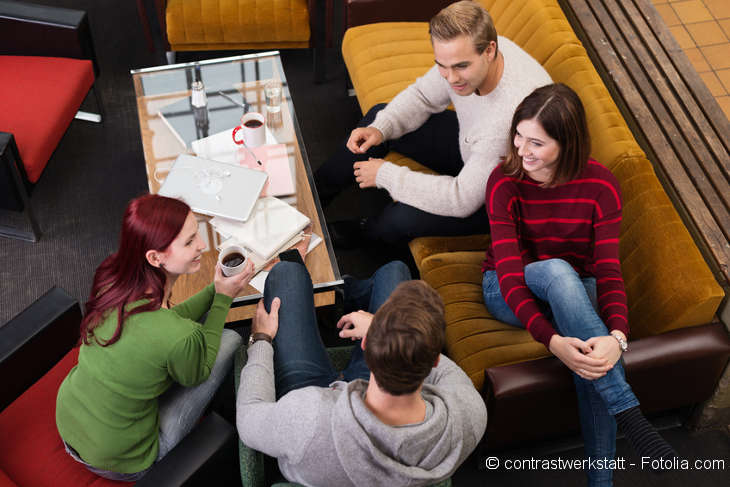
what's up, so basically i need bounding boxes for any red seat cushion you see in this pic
[0,348,129,487]
[0,56,94,183]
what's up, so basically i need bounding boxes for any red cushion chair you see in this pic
[0,0,103,242]
[0,287,236,487]
[0,347,128,487]
[0,56,94,185]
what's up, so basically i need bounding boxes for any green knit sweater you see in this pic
[56,284,233,474]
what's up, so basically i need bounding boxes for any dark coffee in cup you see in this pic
[243,119,263,128]
[233,112,266,148]
[222,252,245,267]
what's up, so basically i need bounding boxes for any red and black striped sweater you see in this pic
[482,160,628,347]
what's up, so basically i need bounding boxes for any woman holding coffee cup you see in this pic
[481,84,676,486]
[56,194,255,481]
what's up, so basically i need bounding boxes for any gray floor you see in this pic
[2,1,729,485]
[0,0,396,324]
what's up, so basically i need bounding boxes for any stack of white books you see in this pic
[210,196,318,274]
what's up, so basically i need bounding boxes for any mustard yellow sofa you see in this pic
[138,0,331,79]
[342,0,730,449]
[154,0,317,50]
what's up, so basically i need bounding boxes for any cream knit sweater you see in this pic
[371,37,552,217]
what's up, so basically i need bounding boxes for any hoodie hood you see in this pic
[331,380,470,486]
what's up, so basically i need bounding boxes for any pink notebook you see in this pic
[237,144,295,197]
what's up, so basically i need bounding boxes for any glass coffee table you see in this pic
[131,52,341,321]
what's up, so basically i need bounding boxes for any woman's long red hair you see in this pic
[80,194,191,346]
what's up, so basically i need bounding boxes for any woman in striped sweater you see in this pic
[481,84,675,486]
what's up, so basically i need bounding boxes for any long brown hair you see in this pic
[80,194,190,346]
[502,83,590,186]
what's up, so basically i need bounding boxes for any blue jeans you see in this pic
[264,260,411,399]
[65,328,242,481]
[482,259,639,487]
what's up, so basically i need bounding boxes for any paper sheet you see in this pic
[248,233,323,293]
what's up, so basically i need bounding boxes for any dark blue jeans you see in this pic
[482,259,639,487]
[314,103,490,244]
[264,260,411,399]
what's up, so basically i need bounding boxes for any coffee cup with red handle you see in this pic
[232,112,266,148]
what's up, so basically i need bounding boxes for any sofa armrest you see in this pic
[0,286,80,411]
[135,411,236,487]
[0,0,99,76]
[345,0,452,30]
[622,321,730,411]
[483,322,730,450]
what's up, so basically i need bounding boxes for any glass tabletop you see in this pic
[131,52,341,316]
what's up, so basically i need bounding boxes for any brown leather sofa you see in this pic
[341,0,730,450]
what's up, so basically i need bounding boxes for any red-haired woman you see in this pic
[56,194,254,481]
[481,84,676,486]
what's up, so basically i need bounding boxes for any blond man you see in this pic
[316,0,551,247]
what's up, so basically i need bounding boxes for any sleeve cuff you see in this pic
[246,339,274,364]
[607,320,630,339]
[212,292,234,309]
[530,319,558,348]
[369,117,392,141]
[374,161,400,190]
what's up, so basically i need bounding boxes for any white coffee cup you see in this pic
[218,244,248,277]
[232,112,266,148]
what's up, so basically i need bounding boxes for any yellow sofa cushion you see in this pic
[342,22,434,115]
[342,0,725,389]
[166,0,310,51]
[419,250,551,389]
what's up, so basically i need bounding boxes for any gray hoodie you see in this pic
[237,342,487,487]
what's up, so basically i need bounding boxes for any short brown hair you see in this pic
[364,281,445,395]
[502,83,590,186]
[429,0,498,54]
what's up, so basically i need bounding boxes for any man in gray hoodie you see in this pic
[236,261,487,486]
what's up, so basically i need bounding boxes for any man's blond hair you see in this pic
[429,0,498,55]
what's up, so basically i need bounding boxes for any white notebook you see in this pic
[191,125,278,160]
[210,197,310,260]
[157,154,267,222]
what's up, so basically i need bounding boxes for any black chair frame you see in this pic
[0,133,40,241]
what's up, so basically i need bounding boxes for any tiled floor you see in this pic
[651,0,730,120]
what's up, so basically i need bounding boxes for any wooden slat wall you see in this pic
[560,0,730,285]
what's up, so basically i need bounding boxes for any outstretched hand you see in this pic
[346,126,383,154]
[252,297,281,339]
[548,334,612,380]
[337,310,374,340]
[353,158,384,188]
